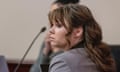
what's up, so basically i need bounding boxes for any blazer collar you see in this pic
[70,41,84,49]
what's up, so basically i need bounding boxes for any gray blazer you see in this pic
[49,48,99,72]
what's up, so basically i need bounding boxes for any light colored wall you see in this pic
[0,0,120,61]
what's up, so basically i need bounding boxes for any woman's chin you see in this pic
[50,42,57,47]
[50,42,62,48]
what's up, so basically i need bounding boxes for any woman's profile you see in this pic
[48,4,116,72]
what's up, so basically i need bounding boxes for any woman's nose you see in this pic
[49,26,55,34]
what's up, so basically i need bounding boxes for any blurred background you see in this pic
[0,0,120,62]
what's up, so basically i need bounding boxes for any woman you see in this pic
[48,4,116,72]
[43,0,80,63]
[30,0,80,72]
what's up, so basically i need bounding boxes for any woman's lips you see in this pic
[49,37,54,41]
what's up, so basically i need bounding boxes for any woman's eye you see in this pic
[50,24,53,28]
[56,23,62,28]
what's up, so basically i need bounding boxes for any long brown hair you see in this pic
[48,4,116,72]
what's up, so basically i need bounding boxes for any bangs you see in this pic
[48,7,72,46]
[48,8,64,26]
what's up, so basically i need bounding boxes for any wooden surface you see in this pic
[7,63,32,72]
[7,63,49,72]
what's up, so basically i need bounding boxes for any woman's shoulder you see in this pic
[50,48,89,68]
[50,48,99,72]
[51,48,86,60]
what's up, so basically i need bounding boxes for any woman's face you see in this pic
[49,21,68,49]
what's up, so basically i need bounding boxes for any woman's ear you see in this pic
[73,27,83,38]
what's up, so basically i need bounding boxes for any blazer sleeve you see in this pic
[49,55,72,72]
